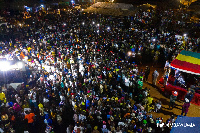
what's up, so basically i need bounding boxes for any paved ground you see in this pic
[139,64,200,122]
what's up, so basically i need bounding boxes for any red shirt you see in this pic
[25,113,35,123]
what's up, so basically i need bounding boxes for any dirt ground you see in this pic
[139,64,200,122]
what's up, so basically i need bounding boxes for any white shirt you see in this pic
[165,61,169,68]
[43,98,49,103]
[60,95,65,101]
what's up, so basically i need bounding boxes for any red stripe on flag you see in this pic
[171,59,200,74]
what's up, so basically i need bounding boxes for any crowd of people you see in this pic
[0,4,199,133]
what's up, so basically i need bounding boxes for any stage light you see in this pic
[0,61,11,71]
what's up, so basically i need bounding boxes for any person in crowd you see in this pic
[164,60,170,70]
[163,68,169,86]
[169,91,178,109]
[184,89,194,102]
[174,69,180,85]
[152,70,159,85]
[181,98,190,116]
[144,66,150,82]
[155,100,162,113]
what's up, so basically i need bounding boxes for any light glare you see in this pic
[17,62,23,69]
[128,52,132,56]
[0,61,11,71]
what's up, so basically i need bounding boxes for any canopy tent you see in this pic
[170,116,200,133]
[7,83,22,90]
[170,50,200,75]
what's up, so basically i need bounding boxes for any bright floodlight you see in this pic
[128,52,132,56]
[17,62,23,69]
[0,61,11,71]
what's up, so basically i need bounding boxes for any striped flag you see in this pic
[170,50,200,75]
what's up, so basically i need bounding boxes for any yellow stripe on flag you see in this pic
[176,54,200,65]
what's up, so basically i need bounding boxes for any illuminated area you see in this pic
[0,0,200,132]
[0,61,11,71]
[0,60,24,71]
[180,0,197,6]
[128,51,132,56]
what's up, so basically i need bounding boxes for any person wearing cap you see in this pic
[169,91,178,109]
[181,98,190,116]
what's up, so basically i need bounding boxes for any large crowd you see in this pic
[0,4,199,133]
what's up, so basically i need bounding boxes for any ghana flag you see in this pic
[170,50,200,75]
